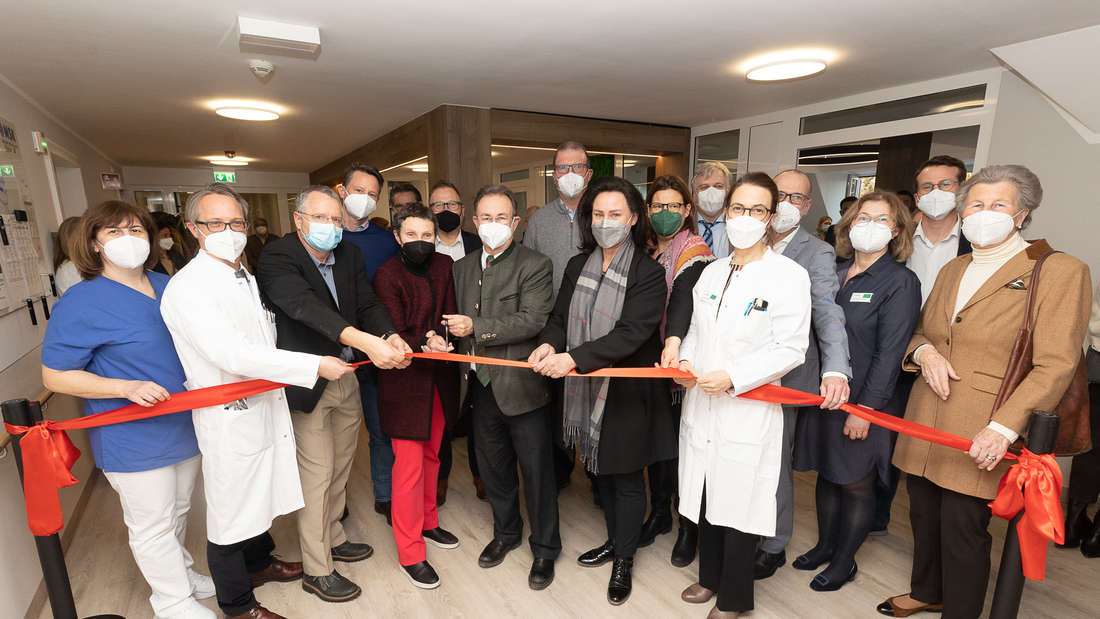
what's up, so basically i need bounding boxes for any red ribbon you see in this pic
[3,353,1060,580]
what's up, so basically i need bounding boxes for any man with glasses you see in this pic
[163,183,357,619]
[523,141,593,490]
[753,169,852,580]
[256,185,412,604]
[691,161,733,258]
[447,184,560,590]
[335,163,399,526]
[389,182,422,220]
[908,155,972,304]
[428,180,486,506]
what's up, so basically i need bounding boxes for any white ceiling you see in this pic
[1,1,1098,173]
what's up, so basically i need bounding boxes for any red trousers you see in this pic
[390,390,445,566]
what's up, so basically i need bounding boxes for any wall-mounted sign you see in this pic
[213,171,237,183]
[100,172,121,190]
[0,165,14,177]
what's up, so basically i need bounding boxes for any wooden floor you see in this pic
[42,435,1099,618]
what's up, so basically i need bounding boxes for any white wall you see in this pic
[985,71,1100,282]
[0,73,119,619]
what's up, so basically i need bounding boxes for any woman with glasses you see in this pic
[791,192,920,592]
[529,176,675,606]
[640,174,714,564]
[675,173,811,619]
[41,200,214,619]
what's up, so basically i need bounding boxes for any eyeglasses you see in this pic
[777,191,809,205]
[726,205,772,218]
[297,212,343,226]
[554,163,589,175]
[918,179,958,193]
[476,214,516,225]
[649,202,686,212]
[195,219,249,233]
[856,214,892,226]
[430,201,462,212]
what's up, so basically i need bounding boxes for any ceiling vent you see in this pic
[238,16,320,57]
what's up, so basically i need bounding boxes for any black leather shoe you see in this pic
[671,519,698,567]
[607,558,633,605]
[753,549,786,580]
[479,539,521,568]
[402,560,440,589]
[810,562,858,592]
[375,500,392,526]
[1081,513,1100,558]
[331,540,374,562]
[528,558,555,590]
[423,527,460,549]
[578,541,615,567]
[638,506,673,548]
[1058,500,1092,549]
[302,570,361,602]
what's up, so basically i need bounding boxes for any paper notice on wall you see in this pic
[0,116,46,316]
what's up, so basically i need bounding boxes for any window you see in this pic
[500,168,529,183]
[694,129,739,177]
[799,85,987,135]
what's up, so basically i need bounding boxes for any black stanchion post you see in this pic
[2,398,124,619]
[988,410,1060,619]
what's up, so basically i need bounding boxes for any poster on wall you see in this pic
[100,172,121,190]
[0,115,47,317]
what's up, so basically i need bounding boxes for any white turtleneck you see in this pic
[952,233,1030,321]
[915,232,1029,443]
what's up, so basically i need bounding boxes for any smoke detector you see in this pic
[248,59,275,82]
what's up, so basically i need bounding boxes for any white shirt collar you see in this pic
[913,216,960,244]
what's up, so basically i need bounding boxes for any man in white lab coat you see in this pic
[162,183,356,619]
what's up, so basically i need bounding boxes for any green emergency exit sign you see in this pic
[0,165,14,177]
[213,171,237,183]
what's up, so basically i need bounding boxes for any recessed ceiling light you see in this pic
[203,155,253,166]
[739,48,835,82]
[408,163,429,173]
[208,99,285,121]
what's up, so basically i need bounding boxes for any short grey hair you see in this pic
[184,183,248,223]
[691,160,732,190]
[295,185,342,213]
[554,141,588,166]
[956,164,1042,229]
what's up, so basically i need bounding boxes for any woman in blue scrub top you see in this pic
[792,191,921,592]
[41,200,215,619]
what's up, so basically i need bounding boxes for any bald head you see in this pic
[774,169,813,215]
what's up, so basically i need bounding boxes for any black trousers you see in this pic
[697,487,756,613]
[471,379,561,559]
[594,470,646,559]
[548,378,576,485]
[207,531,275,616]
[907,475,992,619]
[1068,380,1100,503]
[438,395,480,482]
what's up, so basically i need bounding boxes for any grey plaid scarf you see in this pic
[563,240,635,474]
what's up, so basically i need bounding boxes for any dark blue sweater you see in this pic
[343,224,398,281]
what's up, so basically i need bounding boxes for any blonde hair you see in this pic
[691,161,732,192]
[835,191,915,262]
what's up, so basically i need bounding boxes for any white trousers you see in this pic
[104,455,201,618]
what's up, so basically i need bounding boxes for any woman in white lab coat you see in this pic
[675,172,811,619]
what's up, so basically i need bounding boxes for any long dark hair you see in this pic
[577,176,651,253]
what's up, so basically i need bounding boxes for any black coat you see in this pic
[256,233,396,413]
[539,249,676,475]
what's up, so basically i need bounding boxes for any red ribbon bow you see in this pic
[988,448,1064,581]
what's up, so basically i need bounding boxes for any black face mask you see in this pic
[400,240,435,266]
[436,210,461,232]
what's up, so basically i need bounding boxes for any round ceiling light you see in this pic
[746,59,826,82]
[208,99,284,121]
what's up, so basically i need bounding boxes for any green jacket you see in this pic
[452,242,554,415]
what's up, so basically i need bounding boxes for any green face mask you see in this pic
[650,209,684,237]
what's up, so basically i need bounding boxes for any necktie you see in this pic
[699,220,716,249]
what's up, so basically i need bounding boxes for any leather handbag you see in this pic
[993,250,1092,456]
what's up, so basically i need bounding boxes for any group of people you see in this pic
[39,140,1096,619]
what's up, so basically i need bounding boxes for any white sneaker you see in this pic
[160,598,216,619]
[187,569,216,600]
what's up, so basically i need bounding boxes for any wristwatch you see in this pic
[380,330,397,341]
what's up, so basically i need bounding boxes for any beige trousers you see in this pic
[291,373,363,576]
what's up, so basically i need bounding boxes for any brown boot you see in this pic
[227,604,286,618]
[681,583,714,604]
[436,478,449,507]
[474,476,488,501]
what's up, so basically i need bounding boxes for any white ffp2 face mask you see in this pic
[478,222,512,250]
[201,229,248,262]
[158,237,175,251]
[101,235,150,269]
[961,209,1019,247]
[556,172,585,199]
[344,193,377,219]
[848,221,893,253]
[770,200,801,234]
[727,215,768,249]
[696,187,725,216]
[917,189,956,220]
